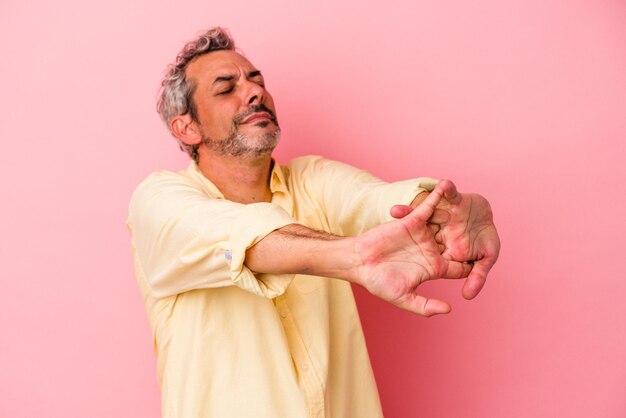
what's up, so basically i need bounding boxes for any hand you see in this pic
[354,183,473,316]
[392,180,501,300]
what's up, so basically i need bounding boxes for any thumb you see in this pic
[461,254,496,299]
[390,204,414,219]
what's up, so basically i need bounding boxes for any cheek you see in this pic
[198,100,232,125]
[198,110,233,138]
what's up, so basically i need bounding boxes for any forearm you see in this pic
[247,185,478,316]
[245,224,361,284]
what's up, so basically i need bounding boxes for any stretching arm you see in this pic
[247,183,472,317]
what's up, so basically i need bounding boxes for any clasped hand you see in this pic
[354,180,500,317]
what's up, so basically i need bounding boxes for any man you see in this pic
[128,27,500,418]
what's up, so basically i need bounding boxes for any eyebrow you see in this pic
[212,70,263,85]
[213,74,235,85]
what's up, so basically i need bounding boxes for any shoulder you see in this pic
[285,155,358,177]
[128,166,211,217]
[285,155,324,172]
[131,168,193,198]
[285,155,373,182]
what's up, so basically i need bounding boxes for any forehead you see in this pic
[185,50,256,83]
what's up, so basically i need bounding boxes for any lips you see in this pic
[241,112,272,124]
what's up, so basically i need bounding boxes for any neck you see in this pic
[196,149,274,204]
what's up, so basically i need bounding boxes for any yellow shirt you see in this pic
[127,156,436,418]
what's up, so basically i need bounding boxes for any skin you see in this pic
[169,49,501,316]
[170,50,279,204]
[246,184,474,316]
[399,181,501,300]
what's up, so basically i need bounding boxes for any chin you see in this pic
[231,130,280,157]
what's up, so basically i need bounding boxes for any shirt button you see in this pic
[280,310,288,318]
[302,363,309,370]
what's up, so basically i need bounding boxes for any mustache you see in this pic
[233,104,278,125]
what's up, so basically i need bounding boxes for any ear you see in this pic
[171,114,202,146]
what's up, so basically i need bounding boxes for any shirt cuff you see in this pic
[229,203,297,298]
[378,177,439,223]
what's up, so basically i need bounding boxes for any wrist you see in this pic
[315,236,363,285]
[345,237,364,285]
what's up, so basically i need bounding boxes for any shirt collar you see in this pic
[269,159,290,196]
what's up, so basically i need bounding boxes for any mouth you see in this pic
[241,112,273,125]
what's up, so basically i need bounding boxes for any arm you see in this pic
[128,172,296,299]
[246,183,472,316]
[291,156,437,236]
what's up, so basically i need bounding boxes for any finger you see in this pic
[442,260,473,280]
[428,223,440,235]
[396,206,448,224]
[438,179,462,205]
[398,293,451,317]
[410,183,444,221]
[434,230,443,244]
[462,255,496,299]
[429,208,450,224]
[390,204,414,219]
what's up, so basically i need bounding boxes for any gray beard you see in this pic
[201,123,281,157]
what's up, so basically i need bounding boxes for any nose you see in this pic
[244,80,264,105]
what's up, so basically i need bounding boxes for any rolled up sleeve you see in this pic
[127,172,296,299]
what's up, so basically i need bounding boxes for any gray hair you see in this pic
[157,27,236,161]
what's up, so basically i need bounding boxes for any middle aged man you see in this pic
[128,27,500,418]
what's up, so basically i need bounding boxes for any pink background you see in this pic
[1,0,625,417]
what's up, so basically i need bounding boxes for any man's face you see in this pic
[185,50,280,157]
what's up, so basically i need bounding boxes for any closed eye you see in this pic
[249,71,265,88]
[218,87,234,95]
